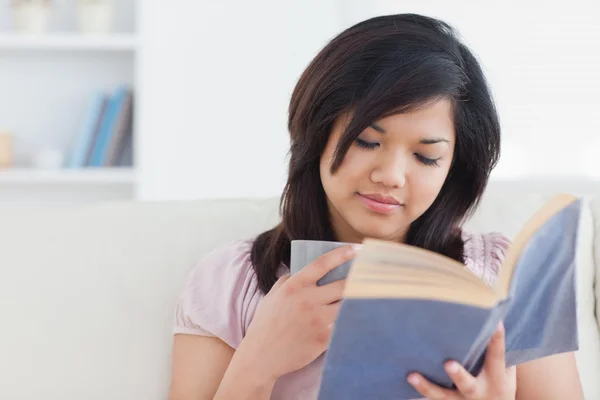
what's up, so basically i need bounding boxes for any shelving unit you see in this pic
[0,0,139,207]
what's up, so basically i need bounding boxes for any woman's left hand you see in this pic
[407,321,517,400]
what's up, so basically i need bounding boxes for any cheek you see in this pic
[410,165,451,202]
[325,148,370,188]
[337,148,364,177]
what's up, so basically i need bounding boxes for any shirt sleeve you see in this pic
[463,231,512,287]
[173,239,263,349]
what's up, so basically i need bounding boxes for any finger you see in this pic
[407,373,461,400]
[444,360,482,398]
[506,365,517,380]
[295,245,358,285]
[484,321,507,389]
[506,365,517,393]
[271,273,290,292]
[314,279,347,304]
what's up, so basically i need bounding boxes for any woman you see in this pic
[168,13,584,400]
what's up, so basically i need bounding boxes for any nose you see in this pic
[370,151,406,189]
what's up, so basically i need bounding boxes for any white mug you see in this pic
[290,240,357,286]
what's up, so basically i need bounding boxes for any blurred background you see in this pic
[0,0,598,207]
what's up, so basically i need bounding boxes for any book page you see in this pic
[359,239,491,288]
[345,257,499,307]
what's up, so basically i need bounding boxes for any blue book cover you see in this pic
[291,194,581,400]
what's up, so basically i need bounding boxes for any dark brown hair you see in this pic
[250,13,501,294]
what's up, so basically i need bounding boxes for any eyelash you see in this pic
[354,138,441,167]
[354,138,379,150]
[415,153,440,167]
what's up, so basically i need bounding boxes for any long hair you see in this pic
[250,14,501,294]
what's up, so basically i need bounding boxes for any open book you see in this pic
[293,193,581,400]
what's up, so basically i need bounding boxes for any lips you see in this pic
[357,193,403,214]
[360,193,401,205]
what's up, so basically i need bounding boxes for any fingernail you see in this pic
[445,361,459,373]
[407,374,420,385]
[351,244,362,251]
[497,321,504,333]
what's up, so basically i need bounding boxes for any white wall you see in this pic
[347,1,600,180]
[137,1,600,201]
[137,0,343,201]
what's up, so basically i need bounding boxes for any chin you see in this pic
[350,221,406,242]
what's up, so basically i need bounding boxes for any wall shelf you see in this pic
[0,168,136,185]
[0,33,138,51]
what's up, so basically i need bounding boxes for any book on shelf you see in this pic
[291,193,581,400]
[65,84,133,169]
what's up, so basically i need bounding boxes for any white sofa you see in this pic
[1,184,599,399]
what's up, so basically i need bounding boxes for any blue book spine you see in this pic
[88,86,128,167]
[65,91,107,168]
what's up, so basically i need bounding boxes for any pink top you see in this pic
[173,231,511,399]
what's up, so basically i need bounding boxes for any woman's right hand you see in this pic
[238,244,358,382]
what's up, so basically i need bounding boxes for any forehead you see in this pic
[375,98,455,140]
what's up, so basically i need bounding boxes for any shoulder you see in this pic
[190,238,258,287]
[173,238,263,349]
[462,230,511,286]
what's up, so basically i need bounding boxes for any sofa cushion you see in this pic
[571,197,600,399]
[591,197,600,342]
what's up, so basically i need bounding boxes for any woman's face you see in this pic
[320,98,456,243]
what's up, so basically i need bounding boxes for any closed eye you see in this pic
[354,138,379,150]
[355,138,441,166]
[415,153,440,167]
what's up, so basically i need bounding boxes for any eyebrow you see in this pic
[370,123,450,144]
[370,123,387,133]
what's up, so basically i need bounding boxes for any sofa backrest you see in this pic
[0,198,281,400]
[0,190,598,399]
